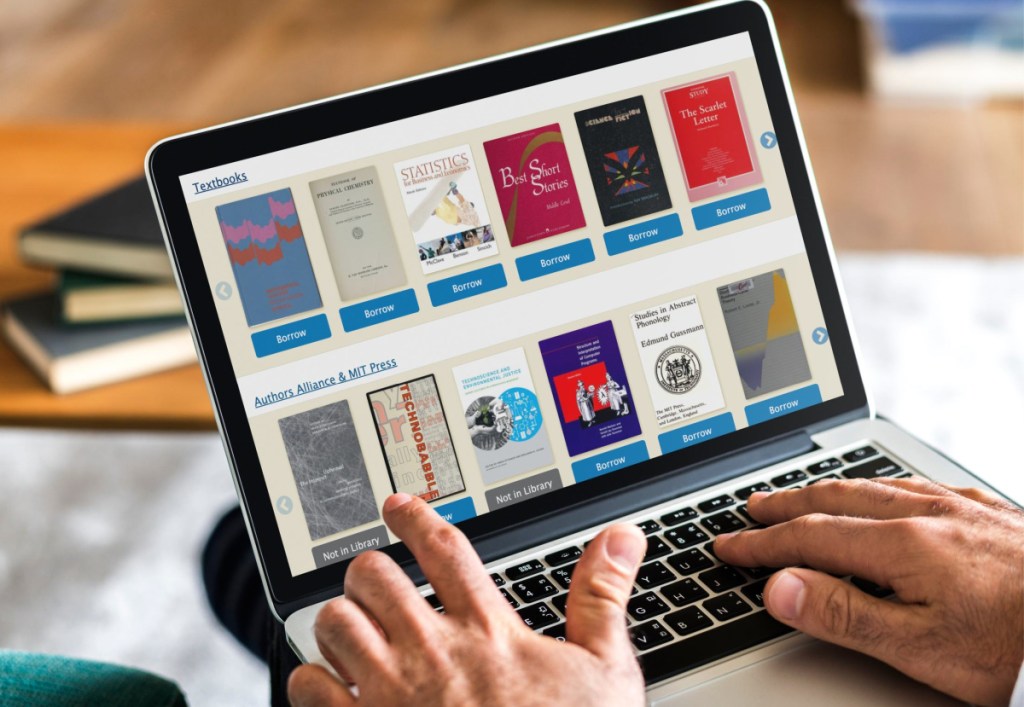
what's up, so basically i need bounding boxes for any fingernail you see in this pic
[769,571,805,621]
[605,527,645,571]
[383,493,413,512]
[716,531,737,542]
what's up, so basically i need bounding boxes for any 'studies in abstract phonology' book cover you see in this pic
[483,124,586,247]
[216,188,322,327]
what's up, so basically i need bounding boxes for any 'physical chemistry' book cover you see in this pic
[662,72,762,202]
[394,145,498,275]
[367,374,465,502]
[452,347,554,486]
[216,188,322,327]
[574,96,672,227]
[539,320,642,457]
[309,167,406,301]
[278,400,380,541]
[483,124,586,247]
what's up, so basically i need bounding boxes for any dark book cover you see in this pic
[574,96,673,227]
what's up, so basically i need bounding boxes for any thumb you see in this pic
[564,523,646,661]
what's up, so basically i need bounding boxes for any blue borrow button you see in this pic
[515,238,595,282]
[603,213,683,256]
[427,263,507,307]
[745,384,822,425]
[339,289,419,332]
[571,440,649,483]
[251,313,331,358]
[691,188,771,230]
[435,497,477,524]
[659,413,736,454]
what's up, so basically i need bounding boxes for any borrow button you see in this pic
[515,238,595,282]
[427,263,507,307]
[251,313,331,358]
[658,413,736,454]
[435,497,477,524]
[745,384,822,425]
[691,188,771,230]
[571,440,649,483]
[339,289,419,332]
[603,213,683,256]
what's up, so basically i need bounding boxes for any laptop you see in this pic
[146,1,1007,703]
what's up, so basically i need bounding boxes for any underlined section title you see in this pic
[252,358,399,409]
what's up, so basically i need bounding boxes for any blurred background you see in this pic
[0,1,1021,705]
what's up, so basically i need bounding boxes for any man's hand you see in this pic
[288,493,647,707]
[715,476,1024,707]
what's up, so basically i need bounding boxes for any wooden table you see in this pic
[0,104,1020,429]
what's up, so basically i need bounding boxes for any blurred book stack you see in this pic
[2,177,195,394]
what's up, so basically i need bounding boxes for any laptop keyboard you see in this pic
[422,443,908,686]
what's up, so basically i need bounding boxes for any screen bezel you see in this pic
[148,0,868,612]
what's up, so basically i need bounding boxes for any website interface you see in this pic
[180,33,843,577]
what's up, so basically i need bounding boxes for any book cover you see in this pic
[367,374,465,502]
[662,72,762,202]
[215,188,322,327]
[717,269,811,399]
[394,145,498,275]
[309,167,407,301]
[58,270,183,324]
[538,320,642,457]
[483,124,586,247]
[451,347,554,486]
[629,295,725,428]
[574,96,672,227]
[278,399,380,541]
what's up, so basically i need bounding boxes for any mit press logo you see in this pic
[656,346,701,394]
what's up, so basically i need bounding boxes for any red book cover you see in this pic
[662,73,762,202]
[483,124,586,247]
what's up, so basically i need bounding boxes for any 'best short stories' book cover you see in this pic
[662,72,762,202]
[483,124,586,247]
[394,145,498,275]
[216,188,322,327]
[539,320,642,457]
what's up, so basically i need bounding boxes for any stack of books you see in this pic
[3,177,195,394]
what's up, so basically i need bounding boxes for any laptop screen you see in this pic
[176,30,844,579]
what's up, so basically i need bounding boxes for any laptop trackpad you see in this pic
[650,640,963,706]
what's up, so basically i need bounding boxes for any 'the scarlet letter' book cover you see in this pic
[483,124,586,247]
[216,188,322,327]
[662,72,762,202]
[574,96,672,227]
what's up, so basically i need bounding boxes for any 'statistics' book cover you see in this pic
[367,374,465,502]
[394,145,498,275]
[662,72,762,202]
[216,188,322,327]
[483,124,586,247]
[539,320,642,457]
[574,96,672,227]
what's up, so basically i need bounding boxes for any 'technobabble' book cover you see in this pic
[574,96,672,227]
[278,400,380,541]
[483,124,586,247]
[539,320,642,457]
[216,188,322,327]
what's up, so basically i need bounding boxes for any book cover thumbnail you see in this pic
[278,400,380,541]
[367,374,465,502]
[309,167,406,301]
[216,188,322,327]
[717,269,811,400]
[394,145,498,275]
[452,347,554,486]
[574,96,672,227]
[539,320,642,457]
[629,295,725,428]
[662,72,762,202]
[483,124,586,247]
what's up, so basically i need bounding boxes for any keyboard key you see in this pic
[550,564,576,590]
[741,579,768,607]
[734,481,771,500]
[543,623,567,642]
[551,593,568,616]
[660,578,709,607]
[842,456,903,479]
[628,592,671,621]
[506,559,545,580]
[644,535,673,561]
[703,541,720,560]
[518,602,559,629]
[807,458,843,475]
[664,523,709,550]
[511,575,559,604]
[490,573,505,587]
[895,472,913,479]
[702,592,752,622]
[666,548,714,576]
[660,507,698,526]
[843,446,878,463]
[807,473,840,485]
[851,576,892,598]
[425,593,443,610]
[698,494,734,514]
[636,561,675,589]
[663,606,714,637]
[770,470,808,487]
[735,504,754,522]
[544,546,582,567]
[637,519,662,535]
[742,565,775,580]
[700,510,746,536]
[698,566,746,593]
[630,619,674,651]
[500,588,520,609]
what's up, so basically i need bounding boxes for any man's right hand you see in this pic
[715,476,1024,707]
